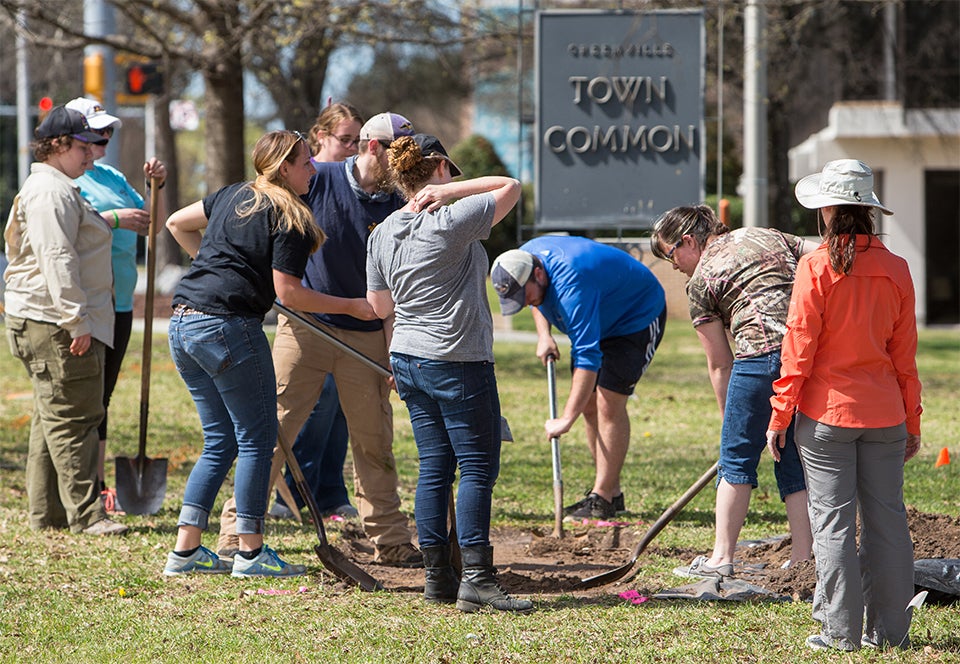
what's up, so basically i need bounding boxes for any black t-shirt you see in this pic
[172,182,312,319]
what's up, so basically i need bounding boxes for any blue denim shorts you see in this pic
[718,350,806,499]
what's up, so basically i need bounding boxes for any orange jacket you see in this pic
[769,237,922,435]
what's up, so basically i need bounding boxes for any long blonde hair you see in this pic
[236,130,323,253]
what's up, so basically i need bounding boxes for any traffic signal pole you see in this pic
[83,0,120,167]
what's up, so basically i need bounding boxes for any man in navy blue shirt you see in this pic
[271,112,423,567]
[492,237,667,519]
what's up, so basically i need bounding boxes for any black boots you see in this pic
[455,545,534,613]
[421,544,459,604]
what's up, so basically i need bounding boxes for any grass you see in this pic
[0,320,958,663]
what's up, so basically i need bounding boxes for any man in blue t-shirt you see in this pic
[270,112,423,567]
[491,237,667,520]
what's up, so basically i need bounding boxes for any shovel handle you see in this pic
[547,356,564,538]
[137,176,160,463]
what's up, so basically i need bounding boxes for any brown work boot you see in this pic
[216,532,239,560]
[374,542,424,568]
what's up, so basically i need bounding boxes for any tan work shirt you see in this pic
[4,162,114,345]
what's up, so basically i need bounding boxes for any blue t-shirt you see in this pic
[172,183,312,319]
[302,157,405,331]
[522,235,666,373]
[75,163,144,312]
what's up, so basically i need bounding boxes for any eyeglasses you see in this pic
[664,237,684,264]
[332,134,360,148]
[93,127,114,141]
[282,130,307,161]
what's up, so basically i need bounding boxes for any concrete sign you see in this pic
[536,9,704,230]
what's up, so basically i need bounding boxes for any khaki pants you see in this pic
[6,317,106,532]
[270,315,411,548]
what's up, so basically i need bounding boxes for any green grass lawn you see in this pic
[0,321,957,663]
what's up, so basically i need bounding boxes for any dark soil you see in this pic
[319,506,960,602]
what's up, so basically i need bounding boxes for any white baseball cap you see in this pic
[65,96,122,130]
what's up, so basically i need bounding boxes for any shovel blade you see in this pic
[314,543,385,591]
[115,455,168,515]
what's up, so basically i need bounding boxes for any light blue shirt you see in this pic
[75,163,144,312]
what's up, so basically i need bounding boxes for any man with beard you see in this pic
[270,112,423,567]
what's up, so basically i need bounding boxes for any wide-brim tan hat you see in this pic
[795,159,893,215]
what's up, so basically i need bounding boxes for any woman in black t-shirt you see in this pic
[162,130,375,578]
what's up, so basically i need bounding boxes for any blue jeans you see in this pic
[169,312,276,535]
[390,354,501,549]
[278,374,351,512]
[719,350,805,499]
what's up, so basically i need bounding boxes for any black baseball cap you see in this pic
[411,134,462,177]
[35,106,109,145]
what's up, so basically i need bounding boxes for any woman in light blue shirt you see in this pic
[68,97,166,511]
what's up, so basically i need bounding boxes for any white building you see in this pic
[789,101,960,325]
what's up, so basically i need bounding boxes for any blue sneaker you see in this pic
[231,544,306,578]
[164,545,232,576]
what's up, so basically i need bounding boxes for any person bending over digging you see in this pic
[366,134,533,613]
[651,204,817,579]
[163,130,375,578]
[491,237,667,520]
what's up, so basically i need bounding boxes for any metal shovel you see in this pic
[115,177,168,514]
[578,461,719,589]
[546,356,564,538]
[274,429,384,591]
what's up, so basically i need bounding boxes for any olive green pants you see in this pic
[6,316,106,532]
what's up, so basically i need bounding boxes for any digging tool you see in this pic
[115,177,168,515]
[546,356,564,539]
[578,461,719,589]
[274,429,384,591]
[272,301,514,442]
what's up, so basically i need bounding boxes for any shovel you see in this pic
[115,177,168,515]
[578,461,718,589]
[274,429,384,591]
[546,356,564,539]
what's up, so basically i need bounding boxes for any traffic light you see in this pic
[84,52,105,101]
[125,62,163,95]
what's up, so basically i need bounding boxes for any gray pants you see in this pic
[796,413,914,650]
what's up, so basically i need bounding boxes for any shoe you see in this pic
[323,503,359,520]
[82,518,129,536]
[805,634,857,652]
[805,635,830,651]
[564,490,625,515]
[216,532,239,561]
[565,492,616,520]
[164,545,232,576]
[456,545,535,614]
[375,542,424,568]
[231,544,306,578]
[267,502,296,520]
[674,555,734,579]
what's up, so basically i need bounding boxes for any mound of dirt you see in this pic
[320,506,960,602]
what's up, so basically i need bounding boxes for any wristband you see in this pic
[111,210,120,229]
[146,180,166,190]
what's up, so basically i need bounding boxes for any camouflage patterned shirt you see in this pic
[687,227,806,358]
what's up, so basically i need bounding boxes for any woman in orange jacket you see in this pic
[767,159,922,652]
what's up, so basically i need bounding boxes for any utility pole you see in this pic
[84,0,120,166]
[743,0,768,228]
[16,9,30,186]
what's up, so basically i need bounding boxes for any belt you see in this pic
[173,304,206,316]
